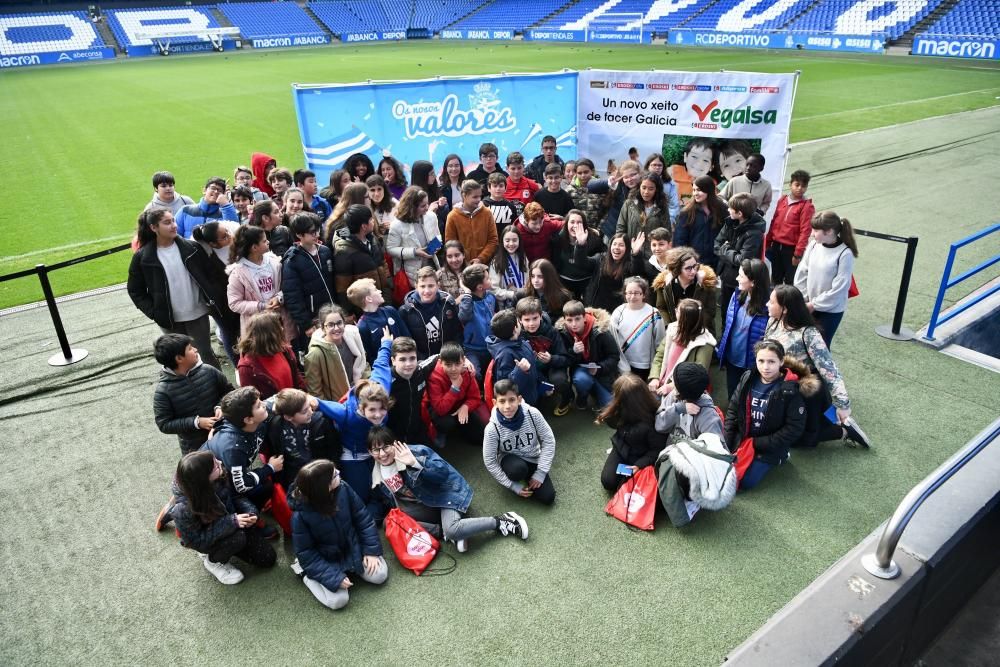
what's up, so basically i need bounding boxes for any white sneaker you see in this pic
[455,539,468,553]
[290,558,304,577]
[199,553,244,585]
[497,512,529,540]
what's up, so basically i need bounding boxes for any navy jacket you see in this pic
[486,335,543,405]
[388,357,437,444]
[290,483,383,592]
[372,444,474,513]
[202,418,274,496]
[281,244,335,334]
[716,291,769,370]
[357,306,411,366]
[398,289,462,359]
[673,208,720,270]
[265,411,342,488]
[153,362,234,454]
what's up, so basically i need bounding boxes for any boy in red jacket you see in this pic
[765,170,815,286]
[515,202,563,263]
[422,342,489,448]
[504,152,540,207]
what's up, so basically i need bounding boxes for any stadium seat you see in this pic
[0,11,106,55]
[217,2,327,40]
[105,6,222,51]
[920,0,1000,37]
[450,0,569,31]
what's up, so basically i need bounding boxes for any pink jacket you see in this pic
[226,254,296,340]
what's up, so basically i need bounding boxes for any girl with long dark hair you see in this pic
[717,258,771,396]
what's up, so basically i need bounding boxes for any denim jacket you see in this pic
[371,444,473,513]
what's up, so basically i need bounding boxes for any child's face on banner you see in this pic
[684,145,713,179]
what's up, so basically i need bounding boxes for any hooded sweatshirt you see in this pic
[485,335,543,406]
[145,193,195,217]
[251,152,277,197]
[444,202,498,265]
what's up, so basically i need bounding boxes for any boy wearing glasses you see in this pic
[467,142,508,186]
[283,212,335,358]
[526,135,565,184]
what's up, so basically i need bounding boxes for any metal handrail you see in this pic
[862,416,1000,579]
[924,222,1000,341]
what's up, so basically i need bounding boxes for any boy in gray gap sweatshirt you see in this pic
[482,379,557,505]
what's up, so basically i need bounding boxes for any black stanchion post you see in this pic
[875,237,918,341]
[36,263,89,366]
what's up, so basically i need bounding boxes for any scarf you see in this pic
[571,312,596,361]
[504,257,525,290]
[496,404,526,431]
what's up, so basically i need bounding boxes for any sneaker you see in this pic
[574,390,589,411]
[553,397,572,417]
[433,432,447,449]
[290,558,304,577]
[154,497,175,532]
[455,539,468,553]
[496,511,529,540]
[199,554,244,585]
[843,417,871,449]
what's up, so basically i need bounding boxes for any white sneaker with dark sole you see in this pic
[497,512,529,540]
[290,558,304,577]
[199,554,244,585]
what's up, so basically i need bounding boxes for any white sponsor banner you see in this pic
[577,69,797,205]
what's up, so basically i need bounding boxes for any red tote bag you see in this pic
[734,437,755,484]
[605,465,658,531]
[384,508,439,575]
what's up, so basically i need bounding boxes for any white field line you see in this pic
[794,87,1000,121]
[0,235,132,263]
[789,105,1000,147]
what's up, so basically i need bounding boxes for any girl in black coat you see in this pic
[595,374,668,490]
[171,451,276,585]
[724,340,815,490]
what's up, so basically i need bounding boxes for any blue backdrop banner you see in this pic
[293,72,578,183]
[669,29,884,53]
[912,36,999,59]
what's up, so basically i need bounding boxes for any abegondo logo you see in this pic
[690,100,778,129]
[391,82,516,139]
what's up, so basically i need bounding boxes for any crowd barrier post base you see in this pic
[37,264,89,367]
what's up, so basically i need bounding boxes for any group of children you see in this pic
[141,143,872,607]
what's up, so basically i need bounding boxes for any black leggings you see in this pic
[207,527,277,568]
[500,455,556,505]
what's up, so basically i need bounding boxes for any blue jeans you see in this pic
[812,310,844,349]
[740,459,773,490]
[571,367,612,408]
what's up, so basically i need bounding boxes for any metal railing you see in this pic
[0,242,131,366]
[924,222,1000,341]
[862,416,1000,579]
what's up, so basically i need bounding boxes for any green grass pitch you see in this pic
[0,41,998,308]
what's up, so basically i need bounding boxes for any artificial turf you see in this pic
[1,103,999,665]
[1,41,999,308]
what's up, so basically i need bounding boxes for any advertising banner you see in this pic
[251,34,330,49]
[912,36,999,60]
[440,29,515,40]
[293,72,578,183]
[670,29,884,53]
[576,69,797,204]
[341,31,407,43]
[523,28,650,43]
[0,46,115,68]
[126,40,237,57]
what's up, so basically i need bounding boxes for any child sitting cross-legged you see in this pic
[595,374,667,492]
[482,379,557,505]
[368,426,529,552]
[654,362,724,442]
[423,342,490,448]
[290,459,388,611]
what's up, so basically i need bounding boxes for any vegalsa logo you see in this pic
[406,530,436,556]
[392,82,516,139]
[690,100,778,130]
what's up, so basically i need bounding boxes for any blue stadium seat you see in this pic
[788,0,944,39]
[921,0,1000,37]
[0,11,106,55]
[451,0,568,31]
[105,6,222,50]
[217,2,326,40]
